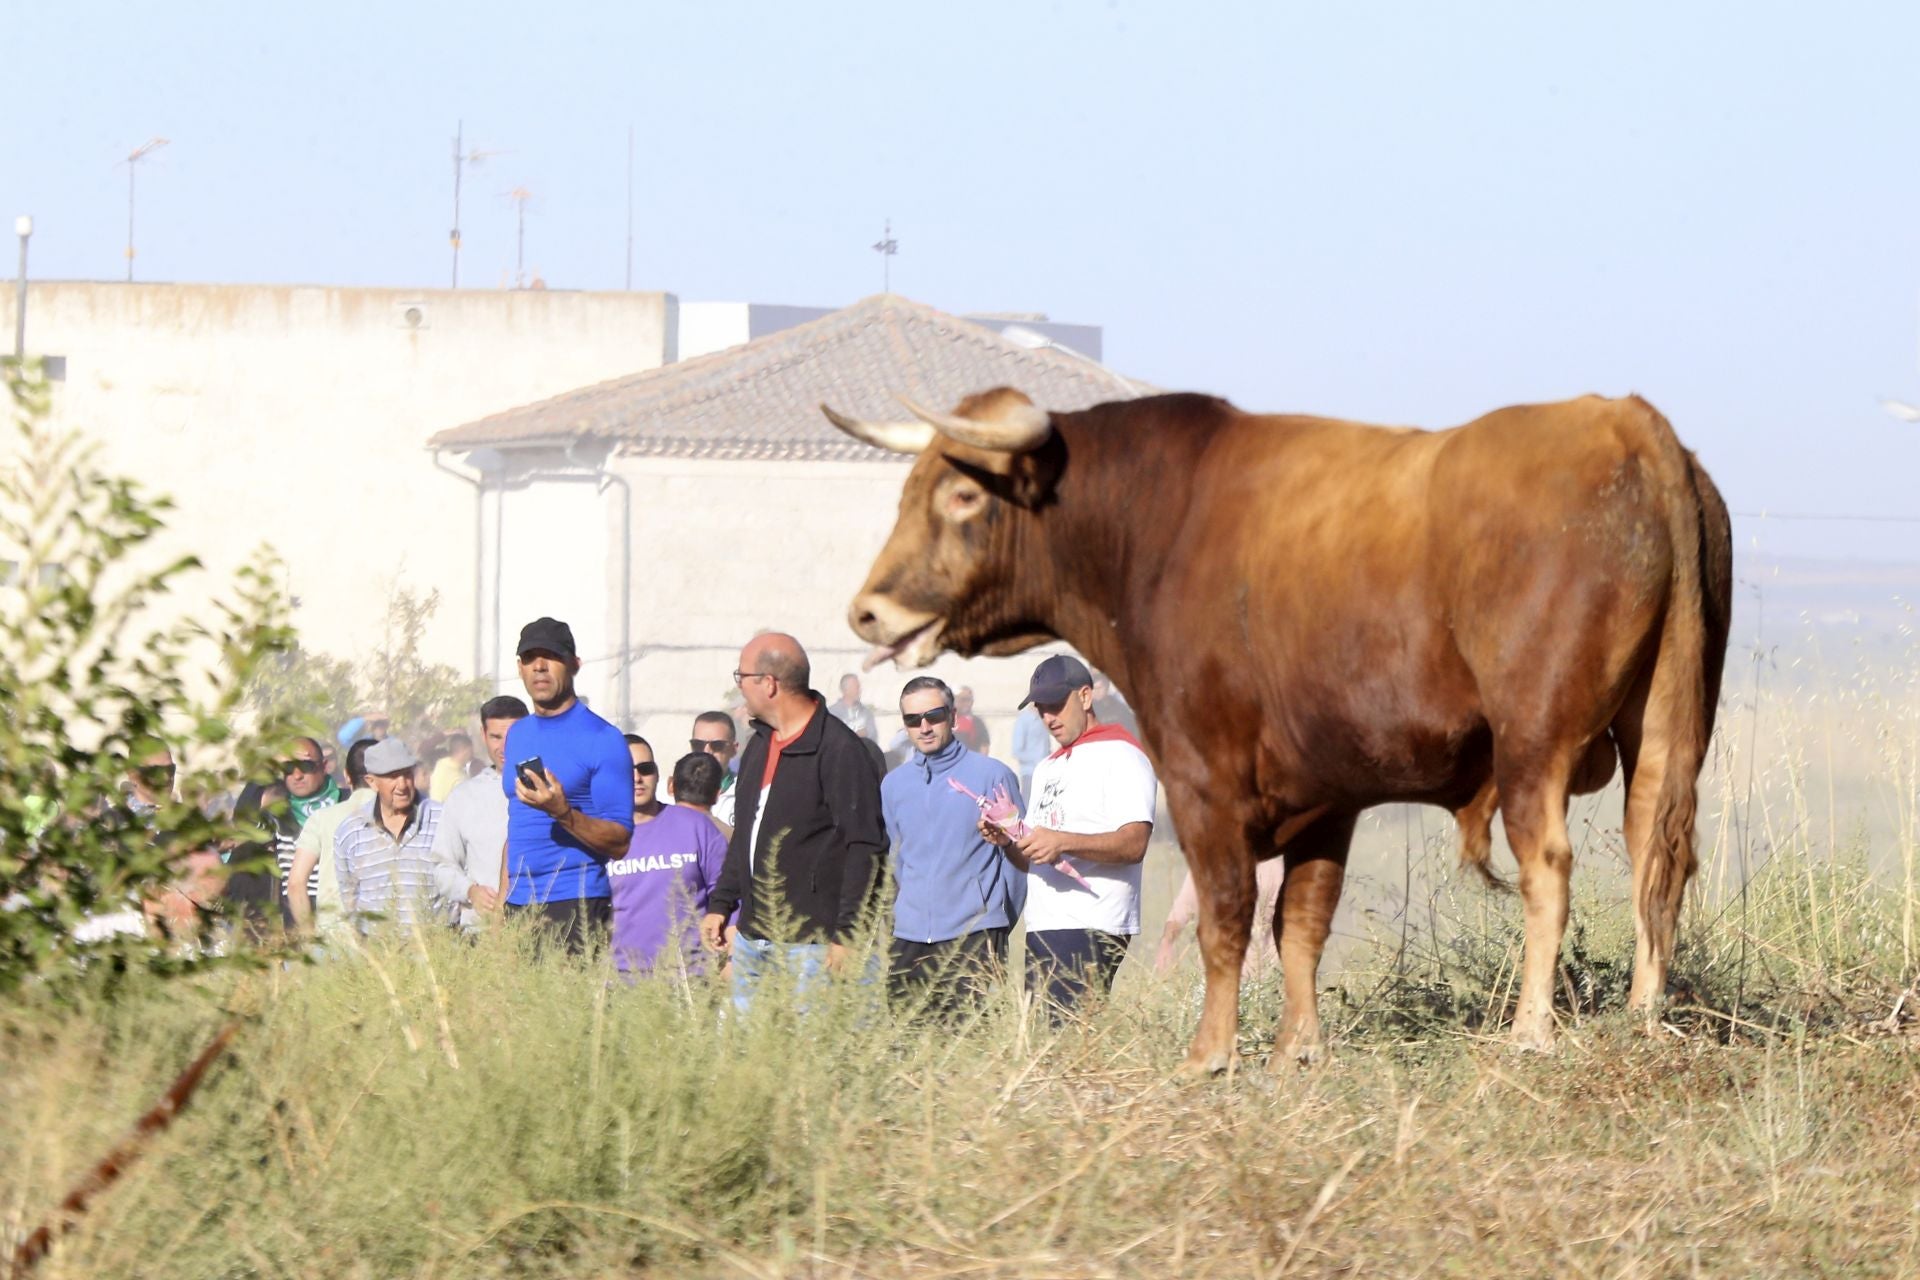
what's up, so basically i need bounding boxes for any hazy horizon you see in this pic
[7,2,1920,567]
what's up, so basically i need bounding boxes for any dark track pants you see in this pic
[1024,928,1130,1013]
[506,896,611,956]
[888,927,1011,1015]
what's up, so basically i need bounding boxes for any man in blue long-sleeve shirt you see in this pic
[880,676,1026,1013]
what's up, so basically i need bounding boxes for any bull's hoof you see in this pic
[1173,1048,1237,1084]
[1270,1031,1327,1071]
[1507,1022,1557,1054]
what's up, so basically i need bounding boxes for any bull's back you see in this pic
[1131,395,1690,803]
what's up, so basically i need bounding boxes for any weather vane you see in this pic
[872,218,898,293]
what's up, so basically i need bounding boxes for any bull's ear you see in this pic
[947,437,1063,511]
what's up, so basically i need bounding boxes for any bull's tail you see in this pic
[1624,398,1732,973]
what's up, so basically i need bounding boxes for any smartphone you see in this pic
[514,756,546,790]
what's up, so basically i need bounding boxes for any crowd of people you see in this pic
[115,615,1165,1014]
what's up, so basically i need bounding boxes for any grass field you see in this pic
[8,639,1920,1277]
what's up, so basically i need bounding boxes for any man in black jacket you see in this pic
[701,632,886,1008]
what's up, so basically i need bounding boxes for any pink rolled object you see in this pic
[1051,857,1094,890]
[948,777,1092,888]
[980,781,1031,841]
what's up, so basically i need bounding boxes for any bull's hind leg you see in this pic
[1165,781,1261,1079]
[1495,753,1577,1052]
[1271,810,1358,1068]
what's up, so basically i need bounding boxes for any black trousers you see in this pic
[1025,928,1130,1013]
[506,897,611,956]
[888,927,1011,1015]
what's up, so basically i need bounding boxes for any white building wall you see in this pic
[547,454,1070,763]
[673,301,752,360]
[17,282,671,679]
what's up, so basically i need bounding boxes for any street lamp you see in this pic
[1000,323,1148,397]
[12,215,29,364]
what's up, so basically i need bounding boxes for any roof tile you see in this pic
[428,293,1147,458]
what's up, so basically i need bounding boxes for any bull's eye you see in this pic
[944,484,987,522]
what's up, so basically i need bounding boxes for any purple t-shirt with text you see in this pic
[608,805,730,973]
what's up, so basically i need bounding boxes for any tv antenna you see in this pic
[624,124,635,291]
[872,218,898,293]
[449,121,509,288]
[123,137,169,282]
[504,186,535,289]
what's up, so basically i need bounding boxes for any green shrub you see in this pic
[0,361,298,996]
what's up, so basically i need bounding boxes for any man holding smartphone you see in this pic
[498,617,635,953]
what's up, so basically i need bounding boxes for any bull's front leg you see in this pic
[1164,783,1259,1079]
[1184,865,1256,1077]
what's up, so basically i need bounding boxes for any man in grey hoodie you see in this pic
[880,676,1027,1013]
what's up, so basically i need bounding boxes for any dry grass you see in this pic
[9,627,1920,1276]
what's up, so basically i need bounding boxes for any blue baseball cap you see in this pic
[1020,654,1095,709]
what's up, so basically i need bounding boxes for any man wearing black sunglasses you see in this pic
[881,676,1026,1014]
[226,736,337,930]
[606,734,729,974]
[687,711,740,830]
[278,737,340,911]
[288,737,378,936]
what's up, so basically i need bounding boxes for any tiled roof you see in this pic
[427,293,1148,460]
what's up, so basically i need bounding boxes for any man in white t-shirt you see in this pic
[431,694,528,930]
[981,655,1156,1011]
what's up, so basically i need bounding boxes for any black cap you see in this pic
[516,616,577,661]
[1020,654,1094,709]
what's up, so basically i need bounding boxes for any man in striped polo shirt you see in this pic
[334,738,445,932]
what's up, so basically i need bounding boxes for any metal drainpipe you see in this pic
[430,449,486,685]
[492,481,505,685]
[564,439,634,730]
[602,468,633,730]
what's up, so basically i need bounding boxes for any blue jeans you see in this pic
[729,934,880,1014]
[730,935,830,1013]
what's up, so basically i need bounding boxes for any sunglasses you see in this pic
[282,759,324,776]
[902,707,953,728]
[633,762,659,778]
[691,738,734,754]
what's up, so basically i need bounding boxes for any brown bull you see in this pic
[824,388,1731,1074]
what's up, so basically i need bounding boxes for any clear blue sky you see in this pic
[5,1,1920,562]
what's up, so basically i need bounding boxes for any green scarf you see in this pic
[289,777,342,826]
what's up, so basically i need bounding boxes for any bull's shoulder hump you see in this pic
[1216,414,1446,466]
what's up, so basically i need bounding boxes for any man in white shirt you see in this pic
[981,655,1156,1011]
[431,695,528,929]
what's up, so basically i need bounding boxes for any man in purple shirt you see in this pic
[608,735,729,974]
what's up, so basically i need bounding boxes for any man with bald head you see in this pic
[701,633,887,1008]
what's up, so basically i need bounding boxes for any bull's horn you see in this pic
[820,404,936,454]
[896,395,1053,454]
